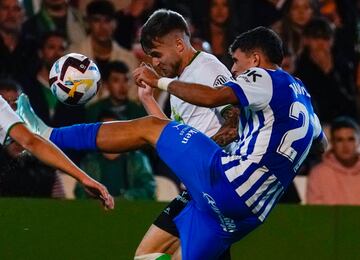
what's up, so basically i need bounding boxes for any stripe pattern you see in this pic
[222,105,284,222]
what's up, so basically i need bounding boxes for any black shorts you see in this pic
[153,190,190,237]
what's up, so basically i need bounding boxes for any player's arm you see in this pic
[133,66,238,107]
[308,132,328,157]
[8,123,114,209]
[138,83,168,119]
[211,106,240,146]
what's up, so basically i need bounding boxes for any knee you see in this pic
[144,116,169,127]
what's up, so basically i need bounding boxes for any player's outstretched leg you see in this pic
[96,116,168,152]
[16,93,169,152]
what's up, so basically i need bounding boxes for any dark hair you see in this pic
[303,17,334,39]
[281,0,319,20]
[102,61,129,81]
[330,116,360,136]
[140,9,190,53]
[86,0,115,18]
[0,78,21,92]
[229,26,284,65]
[39,31,67,49]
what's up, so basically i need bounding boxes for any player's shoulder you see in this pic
[195,52,227,69]
[0,95,7,107]
[235,67,272,86]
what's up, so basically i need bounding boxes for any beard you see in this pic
[163,59,181,78]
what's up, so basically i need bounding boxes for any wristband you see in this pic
[157,77,175,91]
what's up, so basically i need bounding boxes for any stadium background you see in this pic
[1,0,360,258]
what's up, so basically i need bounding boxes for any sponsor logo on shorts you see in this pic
[176,192,189,204]
[172,123,183,131]
[163,207,171,215]
[203,193,237,233]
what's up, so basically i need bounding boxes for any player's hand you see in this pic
[138,81,155,102]
[81,177,115,210]
[212,128,238,147]
[133,63,160,89]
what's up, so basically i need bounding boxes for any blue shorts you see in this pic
[156,122,261,259]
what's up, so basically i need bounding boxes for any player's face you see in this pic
[332,127,359,164]
[40,36,66,69]
[231,49,258,78]
[289,0,314,27]
[210,0,229,25]
[0,0,24,33]
[106,72,129,102]
[89,15,115,43]
[147,36,182,78]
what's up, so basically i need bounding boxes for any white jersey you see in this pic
[0,95,22,145]
[171,51,232,137]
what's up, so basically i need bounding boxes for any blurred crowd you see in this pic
[1,0,360,205]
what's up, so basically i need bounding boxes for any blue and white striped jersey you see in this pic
[222,67,323,221]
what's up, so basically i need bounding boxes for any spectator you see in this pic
[307,116,360,205]
[295,17,358,124]
[197,0,238,68]
[22,0,86,46]
[75,110,155,200]
[114,0,159,50]
[272,0,318,57]
[0,78,65,198]
[68,0,139,102]
[85,61,146,122]
[69,0,138,75]
[0,0,37,79]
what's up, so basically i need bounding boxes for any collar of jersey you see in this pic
[187,51,202,67]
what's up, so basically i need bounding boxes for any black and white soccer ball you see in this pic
[49,53,101,105]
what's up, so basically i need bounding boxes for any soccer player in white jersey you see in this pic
[0,80,114,210]
[135,9,239,260]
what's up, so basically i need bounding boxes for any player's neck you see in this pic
[262,62,279,71]
[178,47,198,75]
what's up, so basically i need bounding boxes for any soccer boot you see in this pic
[16,93,53,139]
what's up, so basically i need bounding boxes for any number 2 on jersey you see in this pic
[276,101,310,167]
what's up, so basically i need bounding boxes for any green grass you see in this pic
[0,199,358,260]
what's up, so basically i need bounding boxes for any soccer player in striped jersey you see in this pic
[133,26,327,259]
[0,80,113,210]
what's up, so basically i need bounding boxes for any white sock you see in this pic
[134,253,169,260]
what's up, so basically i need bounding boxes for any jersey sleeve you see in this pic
[0,95,23,145]
[311,113,323,140]
[224,67,273,111]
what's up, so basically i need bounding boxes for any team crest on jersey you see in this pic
[213,75,228,86]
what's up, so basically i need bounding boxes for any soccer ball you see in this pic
[49,53,101,105]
